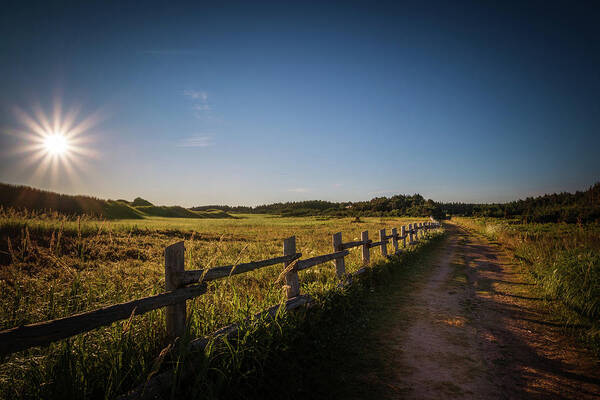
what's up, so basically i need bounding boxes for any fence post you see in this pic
[408,224,413,245]
[379,229,387,257]
[283,236,300,298]
[391,227,399,254]
[165,241,186,341]
[401,225,407,248]
[361,230,370,266]
[332,232,346,279]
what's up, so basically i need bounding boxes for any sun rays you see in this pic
[7,101,103,184]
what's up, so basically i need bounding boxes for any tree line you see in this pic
[440,183,600,223]
[193,183,600,223]
[192,195,444,218]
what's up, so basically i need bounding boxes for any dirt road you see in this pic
[375,223,600,399]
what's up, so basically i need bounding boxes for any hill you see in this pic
[0,183,234,220]
[134,205,232,219]
[131,197,153,207]
[0,183,143,219]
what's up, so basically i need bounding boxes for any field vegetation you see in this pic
[4,180,598,398]
[0,206,439,399]
[454,217,600,351]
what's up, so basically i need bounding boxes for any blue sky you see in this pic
[1,1,598,206]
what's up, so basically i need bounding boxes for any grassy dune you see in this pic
[0,183,235,220]
[133,205,232,219]
[0,209,440,399]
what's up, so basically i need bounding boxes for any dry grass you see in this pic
[0,208,436,399]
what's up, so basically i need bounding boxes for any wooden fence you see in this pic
[0,220,441,357]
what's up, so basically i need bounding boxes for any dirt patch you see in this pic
[373,223,600,399]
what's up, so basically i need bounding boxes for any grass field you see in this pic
[453,217,600,352]
[0,209,437,399]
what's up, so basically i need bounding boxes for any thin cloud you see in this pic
[184,89,212,118]
[183,90,208,101]
[333,183,343,187]
[177,136,213,148]
[288,188,309,193]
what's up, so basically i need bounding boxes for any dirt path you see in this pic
[377,223,600,399]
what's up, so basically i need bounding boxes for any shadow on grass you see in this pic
[165,234,448,400]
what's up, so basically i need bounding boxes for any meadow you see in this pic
[453,217,600,351]
[0,208,437,399]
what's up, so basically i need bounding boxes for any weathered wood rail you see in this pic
[0,220,441,359]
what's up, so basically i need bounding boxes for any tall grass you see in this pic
[0,209,439,399]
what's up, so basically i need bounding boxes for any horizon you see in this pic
[2,180,597,209]
[1,1,599,207]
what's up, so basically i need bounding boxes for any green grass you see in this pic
[103,200,145,219]
[132,205,233,219]
[174,233,447,400]
[453,217,600,352]
[0,210,441,399]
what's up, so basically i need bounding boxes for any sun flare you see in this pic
[9,101,102,182]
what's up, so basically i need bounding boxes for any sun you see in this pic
[8,101,103,183]
[43,133,70,156]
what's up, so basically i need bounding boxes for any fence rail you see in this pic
[0,284,208,356]
[179,253,302,285]
[0,220,441,358]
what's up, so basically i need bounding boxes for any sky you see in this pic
[0,0,598,207]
